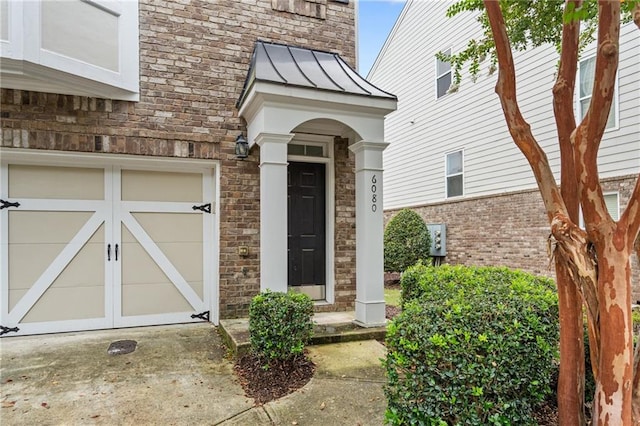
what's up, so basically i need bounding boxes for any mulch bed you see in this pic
[234,292,559,422]
[234,353,315,405]
[386,304,401,320]
[533,400,559,425]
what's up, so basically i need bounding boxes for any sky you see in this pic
[357,0,407,77]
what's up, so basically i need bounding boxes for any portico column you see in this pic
[349,140,389,327]
[256,132,294,293]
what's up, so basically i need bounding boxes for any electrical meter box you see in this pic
[427,223,447,257]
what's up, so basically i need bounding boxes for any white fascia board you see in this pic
[239,81,397,118]
[238,81,397,146]
[0,58,139,101]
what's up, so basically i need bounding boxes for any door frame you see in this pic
[287,135,335,305]
[0,148,221,335]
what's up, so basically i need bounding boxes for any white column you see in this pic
[256,132,293,293]
[349,140,389,327]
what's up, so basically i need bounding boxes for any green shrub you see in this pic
[248,290,314,362]
[397,260,430,308]
[384,209,431,273]
[386,265,559,425]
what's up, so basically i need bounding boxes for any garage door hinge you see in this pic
[1,325,19,336]
[192,203,211,214]
[0,199,20,210]
[190,311,210,322]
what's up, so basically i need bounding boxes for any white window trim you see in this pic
[445,148,464,199]
[577,54,619,131]
[288,140,328,158]
[579,191,619,228]
[435,47,452,100]
[287,135,335,306]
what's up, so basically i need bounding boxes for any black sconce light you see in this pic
[235,134,249,159]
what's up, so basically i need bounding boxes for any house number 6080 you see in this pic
[371,175,377,212]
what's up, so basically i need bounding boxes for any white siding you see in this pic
[370,0,640,210]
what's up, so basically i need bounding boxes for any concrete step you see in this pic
[219,311,387,358]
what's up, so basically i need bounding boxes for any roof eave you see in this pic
[239,81,397,122]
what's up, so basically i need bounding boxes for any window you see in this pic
[436,49,452,99]
[288,143,325,157]
[578,56,617,129]
[579,192,619,228]
[446,150,463,198]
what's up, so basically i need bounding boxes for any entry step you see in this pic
[219,311,387,358]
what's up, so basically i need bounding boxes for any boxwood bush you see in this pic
[385,265,559,425]
[384,209,431,273]
[248,290,314,362]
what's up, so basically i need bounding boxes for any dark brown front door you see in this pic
[288,162,326,296]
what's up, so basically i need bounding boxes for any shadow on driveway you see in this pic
[1,324,386,425]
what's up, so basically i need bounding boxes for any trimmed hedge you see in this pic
[384,209,431,273]
[385,265,559,425]
[248,290,314,362]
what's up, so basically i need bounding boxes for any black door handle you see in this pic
[115,244,119,261]
[107,244,111,261]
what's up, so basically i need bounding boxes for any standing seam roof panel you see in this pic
[263,43,312,87]
[255,42,286,84]
[290,47,341,91]
[236,41,397,109]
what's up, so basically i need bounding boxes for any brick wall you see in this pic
[384,175,640,302]
[0,0,357,319]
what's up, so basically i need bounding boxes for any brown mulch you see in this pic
[233,295,558,421]
[386,304,401,319]
[533,401,559,425]
[234,353,315,405]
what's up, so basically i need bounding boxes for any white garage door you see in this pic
[1,160,216,337]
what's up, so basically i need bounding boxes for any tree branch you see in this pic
[483,0,566,223]
[554,0,581,221]
[574,0,620,237]
[620,175,640,246]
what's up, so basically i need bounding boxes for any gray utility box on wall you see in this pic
[427,223,447,257]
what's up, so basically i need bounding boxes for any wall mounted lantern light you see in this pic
[235,134,249,159]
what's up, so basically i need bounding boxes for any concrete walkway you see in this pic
[0,324,387,425]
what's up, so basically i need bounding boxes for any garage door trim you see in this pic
[0,149,221,336]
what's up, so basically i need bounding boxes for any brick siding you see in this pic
[384,175,640,302]
[0,0,357,319]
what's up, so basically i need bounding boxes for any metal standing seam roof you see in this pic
[236,41,397,109]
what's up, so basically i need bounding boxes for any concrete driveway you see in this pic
[0,324,387,425]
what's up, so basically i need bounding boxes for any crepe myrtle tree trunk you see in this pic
[483,1,640,424]
[552,1,586,424]
[634,235,640,425]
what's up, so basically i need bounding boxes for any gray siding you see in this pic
[370,0,640,210]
